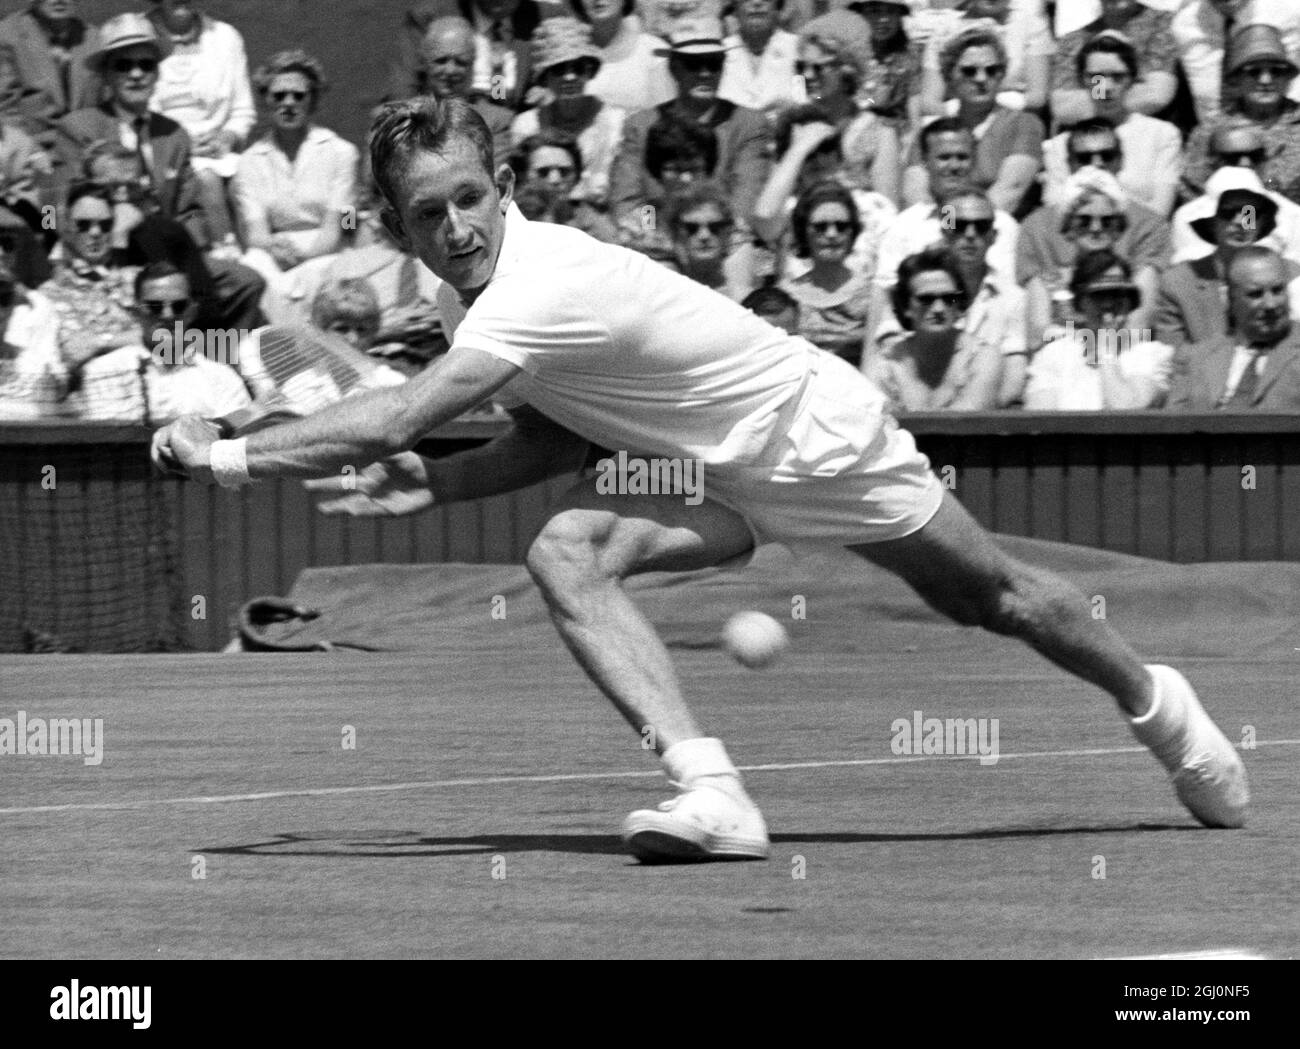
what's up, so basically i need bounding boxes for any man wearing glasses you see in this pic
[609,18,770,229]
[1042,32,1181,217]
[53,15,266,338]
[1183,24,1300,207]
[59,257,248,421]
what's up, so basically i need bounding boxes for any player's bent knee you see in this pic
[526,510,626,590]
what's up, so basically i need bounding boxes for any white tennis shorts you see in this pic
[705,350,944,546]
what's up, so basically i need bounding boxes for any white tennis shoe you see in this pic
[622,777,771,862]
[1138,665,1250,828]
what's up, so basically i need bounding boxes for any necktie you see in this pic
[133,116,154,190]
[1224,350,1259,407]
[1222,14,1238,95]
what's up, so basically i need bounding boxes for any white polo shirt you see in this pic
[439,204,816,466]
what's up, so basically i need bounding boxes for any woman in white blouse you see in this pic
[233,50,359,283]
[145,0,255,245]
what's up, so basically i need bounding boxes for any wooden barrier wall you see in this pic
[3,413,1300,651]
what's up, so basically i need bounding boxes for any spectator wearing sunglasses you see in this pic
[666,180,754,300]
[1183,25,1300,207]
[143,1,254,250]
[1024,249,1174,410]
[904,25,1043,217]
[1172,0,1300,126]
[1170,131,1300,264]
[918,0,1052,116]
[1155,185,1300,347]
[609,19,771,229]
[864,243,1002,410]
[40,181,146,370]
[792,10,900,204]
[56,15,206,239]
[778,180,874,365]
[571,0,675,113]
[1051,1,1178,126]
[509,132,619,241]
[871,187,1027,406]
[1018,166,1169,347]
[59,258,248,421]
[1042,37,1181,217]
[0,1,103,161]
[753,107,897,288]
[875,118,1017,297]
[616,116,720,262]
[233,50,359,282]
[511,18,624,207]
[56,16,266,337]
[717,0,799,115]
[0,253,64,419]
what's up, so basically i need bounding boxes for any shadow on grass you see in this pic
[201,821,1194,859]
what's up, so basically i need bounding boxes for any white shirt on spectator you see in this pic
[233,125,360,258]
[874,202,1018,290]
[586,16,676,114]
[1042,115,1182,215]
[0,289,65,419]
[719,29,799,112]
[1024,332,1174,409]
[151,15,256,179]
[64,344,250,422]
[1171,0,1300,124]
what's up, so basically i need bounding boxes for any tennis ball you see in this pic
[723,611,789,669]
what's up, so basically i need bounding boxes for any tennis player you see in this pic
[153,97,1248,862]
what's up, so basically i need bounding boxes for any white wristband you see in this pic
[209,438,250,488]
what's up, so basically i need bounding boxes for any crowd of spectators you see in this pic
[3,0,1300,424]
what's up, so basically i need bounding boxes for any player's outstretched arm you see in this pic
[156,347,521,483]
[305,406,590,517]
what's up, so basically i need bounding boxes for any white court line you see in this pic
[1,738,1296,817]
[1103,948,1270,960]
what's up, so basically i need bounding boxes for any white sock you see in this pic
[662,737,739,785]
[1130,665,1190,769]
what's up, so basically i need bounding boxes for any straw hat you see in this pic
[85,13,172,73]
[653,18,731,58]
[531,17,602,78]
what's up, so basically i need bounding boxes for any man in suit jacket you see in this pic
[0,1,102,152]
[1168,247,1300,411]
[1155,187,1300,347]
[55,15,265,333]
[54,13,205,241]
[609,19,771,228]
